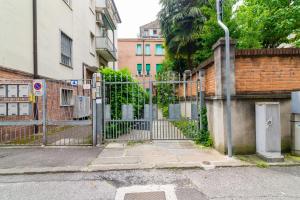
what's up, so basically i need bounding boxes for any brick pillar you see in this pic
[212,38,236,96]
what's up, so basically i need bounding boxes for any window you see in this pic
[153,29,158,35]
[146,64,151,76]
[156,64,162,73]
[63,0,72,7]
[60,89,74,106]
[61,32,72,67]
[145,44,151,55]
[90,32,95,55]
[136,44,142,55]
[137,64,142,76]
[155,44,164,56]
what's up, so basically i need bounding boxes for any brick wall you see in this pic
[205,64,216,96]
[235,56,300,94]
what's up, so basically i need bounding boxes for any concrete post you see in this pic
[211,38,236,154]
[212,38,236,97]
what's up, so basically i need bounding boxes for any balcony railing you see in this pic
[96,36,117,61]
[96,0,121,30]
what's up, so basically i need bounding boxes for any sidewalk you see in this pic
[89,141,246,171]
[0,141,249,175]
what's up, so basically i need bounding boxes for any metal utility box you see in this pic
[7,103,18,116]
[7,85,18,97]
[291,92,300,114]
[105,105,111,121]
[18,85,30,98]
[0,85,6,97]
[256,102,284,162]
[0,103,7,116]
[73,96,91,119]
[291,114,300,156]
[19,103,31,116]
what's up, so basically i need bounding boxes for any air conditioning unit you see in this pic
[73,96,91,119]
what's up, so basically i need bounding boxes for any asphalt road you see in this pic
[0,167,299,200]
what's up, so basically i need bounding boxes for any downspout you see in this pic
[33,0,39,133]
[33,0,38,78]
[216,0,233,157]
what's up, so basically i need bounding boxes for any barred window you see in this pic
[60,89,74,106]
[61,32,72,67]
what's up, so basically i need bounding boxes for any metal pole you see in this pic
[199,71,203,130]
[42,80,47,146]
[216,0,233,157]
[92,74,97,146]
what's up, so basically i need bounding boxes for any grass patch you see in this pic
[285,154,300,163]
[236,155,270,168]
[127,140,145,146]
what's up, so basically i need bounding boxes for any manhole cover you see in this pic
[124,191,166,200]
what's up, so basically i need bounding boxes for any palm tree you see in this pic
[159,0,207,72]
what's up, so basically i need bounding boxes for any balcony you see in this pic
[96,36,117,62]
[96,0,121,30]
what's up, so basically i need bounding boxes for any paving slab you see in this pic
[89,141,246,171]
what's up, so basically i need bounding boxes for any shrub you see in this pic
[100,68,149,138]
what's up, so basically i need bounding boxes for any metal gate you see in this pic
[101,72,204,142]
[0,79,93,146]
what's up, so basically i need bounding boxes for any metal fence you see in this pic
[0,79,93,146]
[101,72,203,142]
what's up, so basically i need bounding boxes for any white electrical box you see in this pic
[7,103,18,116]
[256,102,284,162]
[7,85,18,97]
[292,115,300,156]
[18,85,30,97]
[292,92,300,114]
[19,103,31,116]
[0,85,6,97]
[73,96,91,119]
[0,103,7,116]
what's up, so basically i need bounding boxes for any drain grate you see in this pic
[124,191,166,200]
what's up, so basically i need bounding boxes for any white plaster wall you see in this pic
[37,0,99,80]
[0,0,33,74]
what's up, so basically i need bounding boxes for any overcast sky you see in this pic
[114,0,161,38]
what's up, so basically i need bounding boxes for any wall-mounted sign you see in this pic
[71,80,78,86]
[33,80,44,96]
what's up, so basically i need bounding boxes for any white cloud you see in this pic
[115,0,161,38]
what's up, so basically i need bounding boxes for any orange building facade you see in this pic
[117,38,165,87]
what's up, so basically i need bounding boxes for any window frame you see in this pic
[136,44,142,56]
[90,32,95,56]
[155,44,164,56]
[60,88,74,107]
[146,64,151,76]
[137,64,143,76]
[145,44,151,56]
[60,31,73,68]
[156,64,162,73]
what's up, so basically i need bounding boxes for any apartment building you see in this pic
[139,19,162,39]
[118,20,165,87]
[0,0,121,80]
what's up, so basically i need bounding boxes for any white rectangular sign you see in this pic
[33,80,44,96]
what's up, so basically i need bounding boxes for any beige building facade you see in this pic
[0,0,121,80]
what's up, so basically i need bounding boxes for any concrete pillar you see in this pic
[207,38,237,154]
[212,38,236,96]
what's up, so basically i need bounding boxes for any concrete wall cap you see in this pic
[212,37,237,50]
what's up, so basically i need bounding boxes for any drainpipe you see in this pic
[33,0,39,133]
[216,0,233,157]
[33,0,38,78]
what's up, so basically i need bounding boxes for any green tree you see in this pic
[159,0,208,72]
